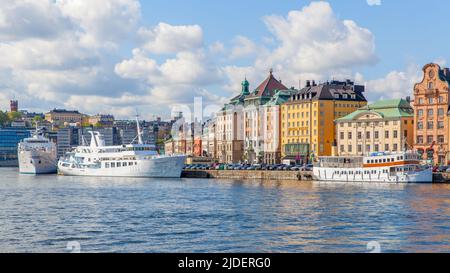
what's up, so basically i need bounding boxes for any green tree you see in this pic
[0,111,8,126]
[7,111,22,121]
[32,115,44,126]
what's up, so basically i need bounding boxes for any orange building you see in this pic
[413,63,450,164]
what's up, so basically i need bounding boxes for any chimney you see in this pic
[306,80,311,87]
[444,68,450,80]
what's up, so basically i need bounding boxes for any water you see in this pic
[0,168,450,253]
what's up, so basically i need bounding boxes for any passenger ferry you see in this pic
[58,118,186,178]
[313,151,432,183]
[18,128,57,174]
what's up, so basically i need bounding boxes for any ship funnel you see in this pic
[94,132,105,147]
[89,131,98,147]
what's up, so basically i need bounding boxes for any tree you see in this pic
[7,111,22,121]
[32,115,44,126]
[0,111,8,127]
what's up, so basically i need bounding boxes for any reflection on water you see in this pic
[0,168,450,253]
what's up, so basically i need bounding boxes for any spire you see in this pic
[241,76,250,95]
[269,68,273,76]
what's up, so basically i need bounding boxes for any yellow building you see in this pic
[281,80,367,162]
[335,99,414,156]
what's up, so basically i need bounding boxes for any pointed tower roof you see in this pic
[251,69,288,98]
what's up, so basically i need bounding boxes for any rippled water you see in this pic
[1,167,450,253]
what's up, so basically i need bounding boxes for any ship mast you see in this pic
[136,115,143,145]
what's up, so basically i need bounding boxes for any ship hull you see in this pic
[58,155,186,178]
[313,167,433,183]
[18,150,57,174]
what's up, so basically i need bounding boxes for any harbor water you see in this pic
[0,167,449,253]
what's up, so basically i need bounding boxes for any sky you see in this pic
[0,0,449,120]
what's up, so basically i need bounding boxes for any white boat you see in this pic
[313,151,432,183]
[57,117,186,178]
[18,128,57,174]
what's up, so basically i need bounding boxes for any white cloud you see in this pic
[229,35,260,60]
[363,64,422,102]
[222,1,378,93]
[367,0,382,6]
[137,23,203,54]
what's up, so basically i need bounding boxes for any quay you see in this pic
[182,170,313,181]
[183,170,450,183]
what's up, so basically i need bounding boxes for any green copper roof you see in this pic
[265,90,295,106]
[337,98,413,121]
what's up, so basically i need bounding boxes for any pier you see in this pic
[182,170,313,181]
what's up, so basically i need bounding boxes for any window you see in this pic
[427,121,434,130]
[393,144,398,151]
[374,131,379,139]
[427,136,434,144]
[374,144,379,152]
[438,135,445,144]
[418,109,423,117]
[385,144,390,151]
[439,108,444,116]
[357,145,362,153]
[358,132,362,139]
[428,82,434,90]
[111,162,116,168]
[428,96,433,104]
[340,145,344,153]
[385,131,390,138]
[348,145,352,153]
[417,136,423,144]
[366,144,371,152]
[404,130,408,137]
[105,163,110,168]
[439,96,444,103]
[428,109,434,116]
[348,132,352,140]
[438,121,445,129]
[366,131,370,139]
[394,130,398,138]
[417,122,423,130]
[418,98,424,104]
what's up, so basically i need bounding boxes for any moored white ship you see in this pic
[57,118,186,178]
[18,128,57,174]
[313,151,432,183]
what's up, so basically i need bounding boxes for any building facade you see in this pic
[45,109,84,127]
[413,63,450,164]
[0,128,31,167]
[216,80,247,164]
[243,70,288,164]
[336,99,414,156]
[281,80,367,162]
[262,90,295,164]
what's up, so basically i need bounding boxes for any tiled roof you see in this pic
[249,70,288,98]
[287,80,366,103]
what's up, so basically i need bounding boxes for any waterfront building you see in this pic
[262,90,295,164]
[336,99,414,156]
[10,100,18,112]
[0,127,31,167]
[281,80,367,162]
[243,70,288,164]
[56,127,80,158]
[216,79,247,163]
[88,114,115,127]
[202,118,217,159]
[413,63,450,164]
[45,109,84,127]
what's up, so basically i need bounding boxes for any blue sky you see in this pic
[0,0,449,119]
[141,0,449,78]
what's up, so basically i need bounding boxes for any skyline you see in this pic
[0,0,449,120]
